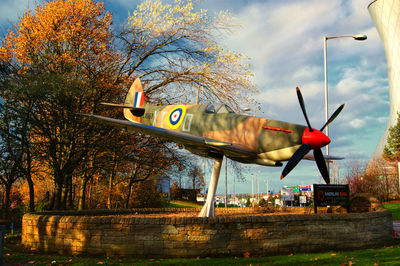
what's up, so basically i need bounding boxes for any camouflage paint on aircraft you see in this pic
[119,78,308,167]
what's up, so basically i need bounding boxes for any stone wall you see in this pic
[22,207,393,258]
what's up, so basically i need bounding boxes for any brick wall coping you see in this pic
[24,207,391,224]
[28,206,302,216]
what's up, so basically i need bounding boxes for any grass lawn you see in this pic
[168,200,203,208]
[4,243,400,265]
[2,228,400,265]
[384,202,400,220]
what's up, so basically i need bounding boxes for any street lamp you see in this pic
[323,34,367,158]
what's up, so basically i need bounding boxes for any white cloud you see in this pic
[349,118,366,128]
[0,0,37,27]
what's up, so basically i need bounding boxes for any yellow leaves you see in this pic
[1,0,114,72]
[128,0,205,38]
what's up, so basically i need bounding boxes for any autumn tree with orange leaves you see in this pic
[0,0,123,210]
[0,0,255,213]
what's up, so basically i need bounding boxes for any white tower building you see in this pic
[369,0,400,155]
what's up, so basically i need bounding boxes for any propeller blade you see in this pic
[280,144,311,179]
[296,87,313,132]
[314,148,330,184]
[320,104,345,132]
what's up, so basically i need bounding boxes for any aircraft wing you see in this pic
[80,114,255,158]
[303,153,344,161]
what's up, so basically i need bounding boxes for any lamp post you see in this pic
[323,34,367,160]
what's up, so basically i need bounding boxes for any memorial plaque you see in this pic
[313,184,349,213]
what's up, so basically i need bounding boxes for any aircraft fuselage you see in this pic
[131,103,307,166]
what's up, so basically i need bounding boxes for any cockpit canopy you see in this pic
[204,103,235,114]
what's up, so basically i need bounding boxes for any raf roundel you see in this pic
[167,105,186,129]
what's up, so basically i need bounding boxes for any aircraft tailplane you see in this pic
[124,78,146,123]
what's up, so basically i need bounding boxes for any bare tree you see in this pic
[116,0,256,109]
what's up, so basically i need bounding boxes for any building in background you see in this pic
[369,0,400,155]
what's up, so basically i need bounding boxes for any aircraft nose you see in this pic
[301,128,331,149]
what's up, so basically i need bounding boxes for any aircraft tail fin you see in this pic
[124,78,146,123]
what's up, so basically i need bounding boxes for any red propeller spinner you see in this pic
[302,128,330,149]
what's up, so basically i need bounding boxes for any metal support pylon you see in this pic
[199,156,223,217]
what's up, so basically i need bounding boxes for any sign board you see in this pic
[313,184,349,213]
[298,185,312,192]
[299,195,307,204]
[286,186,299,192]
[281,187,294,201]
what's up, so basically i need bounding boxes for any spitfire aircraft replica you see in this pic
[82,78,344,217]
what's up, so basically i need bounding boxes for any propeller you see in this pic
[280,87,345,184]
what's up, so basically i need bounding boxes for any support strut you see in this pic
[198,156,223,217]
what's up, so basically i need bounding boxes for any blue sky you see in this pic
[0,0,389,194]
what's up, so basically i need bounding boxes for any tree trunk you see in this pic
[68,175,73,209]
[107,155,117,209]
[54,181,63,210]
[27,176,35,212]
[61,172,73,209]
[49,189,55,210]
[126,179,133,208]
[125,163,138,208]
[78,177,88,210]
[25,149,35,212]
[61,183,69,210]
[4,183,12,219]
[107,173,113,209]
[88,182,92,209]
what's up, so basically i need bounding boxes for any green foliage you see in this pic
[130,179,167,208]
[245,197,251,207]
[267,195,273,203]
[35,198,52,212]
[10,204,28,222]
[384,113,400,161]
[294,194,300,206]
[383,202,400,220]
[258,198,267,207]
